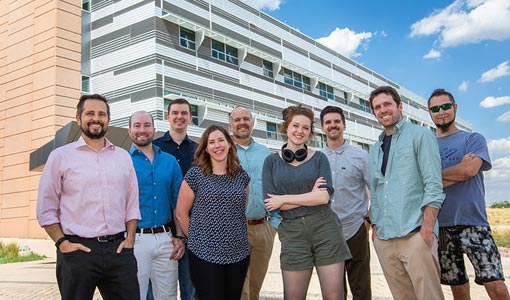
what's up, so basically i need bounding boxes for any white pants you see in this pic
[134,231,178,300]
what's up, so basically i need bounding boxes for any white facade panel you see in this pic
[91,39,156,73]
[282,48,308,70]
[310,61,331,79]
[92,3,155,39]
[171,0,211,22]
[110,98,160,122]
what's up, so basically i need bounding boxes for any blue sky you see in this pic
[243,0,510,203]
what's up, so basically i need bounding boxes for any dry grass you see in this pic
[486,208,510,248]
[487,208,510,226]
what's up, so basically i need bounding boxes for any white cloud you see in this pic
[485,156,510,203]
[458,81,469,91]
[316,27,372,58]
[488,137,510,153]
[480,96,510,107]
[410,0,510,48]
[423,48,441,59]
[497,111,510,122]
[240,0,282,11]
[480,61,510,82]
[486,156,510,179]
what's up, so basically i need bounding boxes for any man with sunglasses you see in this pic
[428,89,509,300]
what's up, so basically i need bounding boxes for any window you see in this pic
[211,40,238,65]
[359,99,372,114]
[359,143,370,151]
[81,75,90,92]
[266,122,278,140]
[262,60,273,78]
[314,133,327,148]
[179,27,195,50]
[191,104,199,125]
[282,68,311,91]
[319,83,334,100]
[82,0,90,11]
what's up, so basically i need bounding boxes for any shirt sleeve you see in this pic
[170,158,183,210]
[262,155,276,200]
[36,150,63,227]
[317,152,334,197]
[416,129,445,210]
[369,146,379,226]
[184,166,198,194]
[361,150,370,190]
[467,132,491,171]
[125,157,141,222]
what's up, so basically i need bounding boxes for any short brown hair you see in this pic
[77,94,110,118]
[320,105,345,125]
[194,125,243,177]
[280,104,315,142]
[167,98,192,115]
[369,86,401,111]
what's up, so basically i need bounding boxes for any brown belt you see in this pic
[247,217,267,225]
[136,224,170,234]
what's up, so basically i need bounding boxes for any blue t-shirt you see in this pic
[437,130,491,227]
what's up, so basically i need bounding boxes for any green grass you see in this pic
[487,208,510,248]
[0,242,45,264]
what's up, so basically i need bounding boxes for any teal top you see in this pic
[235,139,281,229]
[369,120,444,240]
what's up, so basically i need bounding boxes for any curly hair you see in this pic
[280,104,315,142]
[194,125,243,177]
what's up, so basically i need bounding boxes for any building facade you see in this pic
[0,0,470,238]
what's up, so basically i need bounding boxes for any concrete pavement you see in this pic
[1,237,509,299]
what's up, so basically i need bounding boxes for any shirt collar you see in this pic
[378,119,407,141]
[163,131,192,144]
[129,144,161,155]
[234,137,255,150]
[324,140,348,154]
[75,136,115,150]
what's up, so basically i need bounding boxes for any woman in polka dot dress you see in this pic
[176,125,250,300]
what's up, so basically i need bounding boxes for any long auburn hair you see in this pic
[194,125,243,177]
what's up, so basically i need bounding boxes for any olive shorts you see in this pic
[278,206,352,271]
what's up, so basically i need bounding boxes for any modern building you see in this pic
[0,0,470,238]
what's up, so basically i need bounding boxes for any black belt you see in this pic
[66,232,125,243]
[136,224,171,234]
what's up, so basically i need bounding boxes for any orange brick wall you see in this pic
[0,0,81,238]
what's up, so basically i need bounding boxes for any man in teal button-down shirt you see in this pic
[368,86,445,300]
[229,106,281,300]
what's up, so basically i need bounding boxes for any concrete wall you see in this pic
[0,0,81,238]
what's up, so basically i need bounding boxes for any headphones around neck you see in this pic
[281,143,308,162]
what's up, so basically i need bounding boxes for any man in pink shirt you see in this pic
[37,94,141,300]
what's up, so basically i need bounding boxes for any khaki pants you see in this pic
[373,232,444,300]
[241,220,276,300]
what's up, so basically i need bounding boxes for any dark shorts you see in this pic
[438,225,505,285]
[278,206,351,271]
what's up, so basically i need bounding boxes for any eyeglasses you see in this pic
[429,103,453,113]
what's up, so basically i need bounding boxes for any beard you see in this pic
[435,118,455,131]
[233,126,251,139]
[132,135,154,147]
[81,121,108,139]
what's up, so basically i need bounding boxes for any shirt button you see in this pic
[154,210,158,214]
[154,196,157,199]
[154,182,157,185]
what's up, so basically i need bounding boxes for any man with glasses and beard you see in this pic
[428,89,509,300]
[128,111,186,299]
[37,94,141,300]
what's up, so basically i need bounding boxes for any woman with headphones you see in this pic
[262,104,351,300]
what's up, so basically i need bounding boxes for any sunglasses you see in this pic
[429,103,453,113]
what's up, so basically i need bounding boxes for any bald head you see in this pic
[129,111,154,128]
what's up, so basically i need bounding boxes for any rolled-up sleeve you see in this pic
[36,151,63,227]
[125,160,141,222]
[417,130,445,210]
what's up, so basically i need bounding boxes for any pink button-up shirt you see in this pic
[37,137,141,238]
